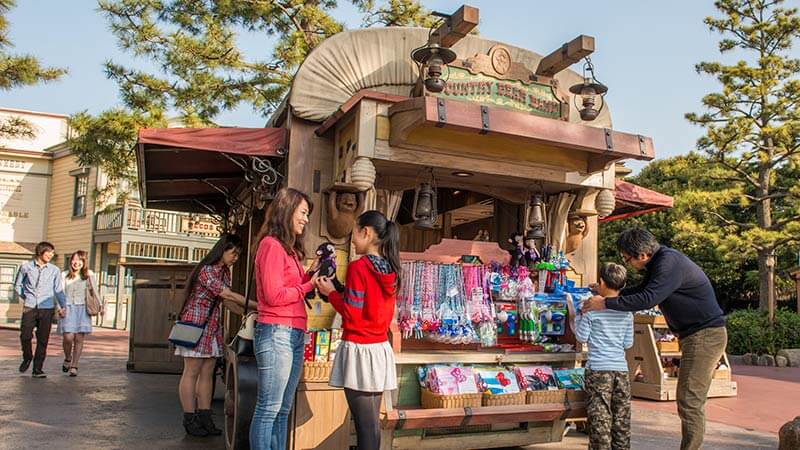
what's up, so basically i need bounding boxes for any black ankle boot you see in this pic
[195,409,222,436]
[183,412,209,437]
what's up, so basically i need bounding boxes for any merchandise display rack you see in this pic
[626,315,737,401]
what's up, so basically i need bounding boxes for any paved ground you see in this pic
[0,328,786,449]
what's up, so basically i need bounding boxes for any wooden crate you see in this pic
[634,315,667,326]
[656,340,680,352]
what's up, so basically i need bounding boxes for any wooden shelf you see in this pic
[382,402,586,430]
[395,350,585,365]
[660,352,682,358]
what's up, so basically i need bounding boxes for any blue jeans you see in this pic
[249,322,305,450]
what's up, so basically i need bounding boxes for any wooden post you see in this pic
[431,5,480,48]
[535,35,595,77]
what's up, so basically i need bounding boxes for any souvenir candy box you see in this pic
[475,366,526,406]
[418,365,481,409]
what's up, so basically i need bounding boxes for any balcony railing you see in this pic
[95,205,221,239]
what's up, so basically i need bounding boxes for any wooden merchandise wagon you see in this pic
[134,5,669,449]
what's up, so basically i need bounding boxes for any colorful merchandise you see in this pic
[475,367,521,395]
[303,331,317,362]
[515,365,559,391]
[314,330,330,362]
[328,329,342,361]
[424,365,480,395]
[554,368,585,390]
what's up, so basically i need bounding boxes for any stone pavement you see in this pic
[0,328,784,449]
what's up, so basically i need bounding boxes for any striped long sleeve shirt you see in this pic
[574,310,634,372]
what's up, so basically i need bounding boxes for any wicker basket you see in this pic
[657,340,680,352]
[526,389,567,405]
[482,391,527,407]
[301,361,333,382]
[713,368,730,380]
[420,388,482,409]
[565,389,586,404]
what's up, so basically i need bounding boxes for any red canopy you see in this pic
[136,128,287,214]
[601,179,674,222]
[138,127,286,156]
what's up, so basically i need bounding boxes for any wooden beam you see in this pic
[536,35,595,77]
[433,5,480,48]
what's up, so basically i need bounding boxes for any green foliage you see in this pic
[684,0,800,312]
[74,0,433,198]
[726,308,800,355]
[0,0,66,139]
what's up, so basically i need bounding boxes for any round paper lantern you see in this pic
[350,157,376,191]
[596,188,616,219]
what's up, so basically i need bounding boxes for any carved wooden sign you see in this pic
[427,45,569,120]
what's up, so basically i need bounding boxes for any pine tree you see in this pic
[686,0,800,322]
[0,0,66,139]
[69,0,433,197]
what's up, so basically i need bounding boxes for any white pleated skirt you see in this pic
[329,340,397,393]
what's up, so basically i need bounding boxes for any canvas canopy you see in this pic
[136,128,286,214]
[288,27,612,127]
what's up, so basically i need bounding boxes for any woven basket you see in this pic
[420,388,482,409]
[565,389,586,404]
[482,391,526,407]
[526,389,567,405]
[301,361,333,382]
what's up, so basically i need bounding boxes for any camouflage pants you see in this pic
[585,369,631,450]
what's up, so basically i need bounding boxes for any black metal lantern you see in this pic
[412,42,457,93]
[569,57,608,121]
[526,194,546,240]
[412,182,438,230]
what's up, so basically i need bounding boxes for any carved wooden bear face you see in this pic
[336,193,358,213]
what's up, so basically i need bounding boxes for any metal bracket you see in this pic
[603,128,613,152]
[436,98,447,128]
[396,410,407,430]
[638,135,646,156]
[480,106,490,134]
[460,406,473,427]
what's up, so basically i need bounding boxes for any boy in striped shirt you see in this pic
[569,262,633,449]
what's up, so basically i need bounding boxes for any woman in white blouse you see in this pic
[58,250,102,376]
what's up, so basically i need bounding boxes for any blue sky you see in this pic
[2,1,786,171]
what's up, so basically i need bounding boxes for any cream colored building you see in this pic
[0,107,220,328]
[0,108,67,325]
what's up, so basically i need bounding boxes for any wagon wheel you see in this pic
[224,353,258,450]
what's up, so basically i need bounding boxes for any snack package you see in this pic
[515,365,559,391]
[328,329,342,361]
[303,331,317,362]
[554,368,585,390]
[474,367,521,395]
[315,330,330,362]
[536,294,568,336]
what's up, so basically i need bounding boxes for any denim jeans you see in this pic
[249,322,305,450]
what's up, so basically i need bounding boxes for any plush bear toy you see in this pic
[306,242,344,304]
[507,232,526,268]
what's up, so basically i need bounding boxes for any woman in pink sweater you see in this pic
[249,187,320,450]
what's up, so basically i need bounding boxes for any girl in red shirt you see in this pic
[316,210,400,450]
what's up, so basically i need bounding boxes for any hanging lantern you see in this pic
[528,194,546,229]
[568,57,608,121]
[350,157,376,191]
[525,226,546,241]
[595,189,616,219]
[412,182,438,230]
[411,42,457,93]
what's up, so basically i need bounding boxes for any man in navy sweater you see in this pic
[583,228,726,450]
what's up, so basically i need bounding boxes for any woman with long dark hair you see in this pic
[316,210,401,450]
[175,233,255,437]
[249,188,320,450]
[59,250,102,377]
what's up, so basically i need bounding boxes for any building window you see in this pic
[0,265,17,303]
[73,174,88,217]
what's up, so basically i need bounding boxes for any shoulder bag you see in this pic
[169,298,219,348]
[85,276,102,316]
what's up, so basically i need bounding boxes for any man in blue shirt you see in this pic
[583,228,726,450]
[569,262,633,450]
[15,241,66,378]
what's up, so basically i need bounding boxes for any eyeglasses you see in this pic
[621,254,633,265]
